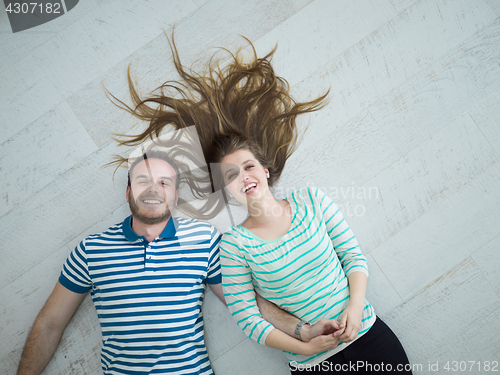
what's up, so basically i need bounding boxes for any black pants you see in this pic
[290,318,412,374]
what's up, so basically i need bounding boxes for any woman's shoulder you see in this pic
[220,226,255,256]
[286,186,325,203]
[221,225,247,245]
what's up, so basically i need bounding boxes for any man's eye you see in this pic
[161,181,169,186]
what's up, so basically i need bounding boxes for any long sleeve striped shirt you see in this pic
[220,187,376,366]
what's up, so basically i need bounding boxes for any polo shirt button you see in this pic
[148,256,151,259]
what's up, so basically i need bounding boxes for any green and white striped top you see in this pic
[220,187,376,365]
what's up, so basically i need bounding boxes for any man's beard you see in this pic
[128,189,171,225]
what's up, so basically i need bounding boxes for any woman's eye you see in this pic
[227,173,237,180]
[245,165,254,170]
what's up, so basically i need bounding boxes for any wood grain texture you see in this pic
[484,0,500,16]
[202,289,247,362]
[65,203,130,251]
[364,253,404,317]
[211,336,289,375]
[469,92,500,157]
[346,111,498,253]
[0,245,70,352]
[0,0,100,70]
[471,234,500,298]
[278,109,400,192]
[0,102,98,216]
[371,162,500,300]
[388,0,419,14]
[1,0,500,373]
[0,142,127,287]
[370,16,500,155]
[253,0,397,87]
[392,0,495,70]
[66,0,315,148]
[382,257,500,370]
[0,54,63,144]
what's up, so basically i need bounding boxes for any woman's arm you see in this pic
[315,187,369,277]
[220,235,342,355]
[338,272,367,342]
[314,187,370,342]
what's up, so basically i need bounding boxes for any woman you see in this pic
[112,36,412,374]
[214,141,411,374]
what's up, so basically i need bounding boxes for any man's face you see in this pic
[127,158,178,225]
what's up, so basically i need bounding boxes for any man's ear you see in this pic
[126,186,130,203]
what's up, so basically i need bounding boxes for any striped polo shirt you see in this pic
[220,187,376,366]
[59,215,221,375]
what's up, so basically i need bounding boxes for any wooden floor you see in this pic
[1,0,499,374]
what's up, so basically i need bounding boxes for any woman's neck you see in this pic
[245,189,289,227]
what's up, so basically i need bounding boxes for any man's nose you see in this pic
[146,179,160,191]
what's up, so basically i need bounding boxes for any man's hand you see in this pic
[300,319,345,342]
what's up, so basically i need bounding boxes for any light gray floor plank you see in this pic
[0,102,98,216]
[383,257,500,368]
[0,54,64,144]
[0,143,127,287]
[66,0,315,148]
[472,234,500,298]
[2,0,500,373]
[371,163,500,300]
[253,0,397,87]
[211,337,289,375]
[370,18,500,155]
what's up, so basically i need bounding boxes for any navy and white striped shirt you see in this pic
[59,216,222,375]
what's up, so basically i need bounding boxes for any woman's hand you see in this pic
[337,301,364,343]
[300,331,344,356]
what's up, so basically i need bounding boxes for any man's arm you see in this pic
[17,281,87,375]
[255,292,343,342]
[210,282,342,342]
[208,283,226,305]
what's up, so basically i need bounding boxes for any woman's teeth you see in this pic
[243,183,257,193]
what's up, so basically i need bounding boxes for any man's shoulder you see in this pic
[82,220,126,243]
[174,216,218,236]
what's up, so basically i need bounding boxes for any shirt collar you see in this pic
[123,215,177,242]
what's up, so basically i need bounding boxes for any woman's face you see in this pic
[220,149,269,205]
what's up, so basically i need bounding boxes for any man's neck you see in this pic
[131,216,170,242]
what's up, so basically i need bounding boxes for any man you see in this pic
[17,150,342,375]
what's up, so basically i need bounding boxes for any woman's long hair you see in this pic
[107,34,329,219]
